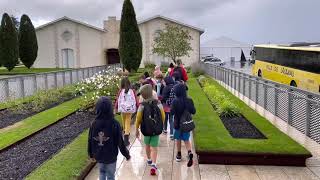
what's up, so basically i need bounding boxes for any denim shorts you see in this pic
[174,129,190,141]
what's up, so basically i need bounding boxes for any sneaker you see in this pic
[147,159,152,166]
[176,152,182,162]
[150,165,157,176]
[163,130,167,134]
[187,152,193,167]
[170,135,174,140]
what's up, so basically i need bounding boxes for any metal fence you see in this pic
[0,64,121,103]
[200,62,320,143]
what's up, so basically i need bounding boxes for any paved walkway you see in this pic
[85,126,320,180]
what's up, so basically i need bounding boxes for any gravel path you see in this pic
[0,110,95,180]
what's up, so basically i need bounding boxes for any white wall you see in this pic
[78,26,104,67]
[34,27,56,68]
[139,18,201,67]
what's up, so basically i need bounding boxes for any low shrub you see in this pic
[200,76,241,117]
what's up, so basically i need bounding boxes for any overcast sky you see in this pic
[0,0,319,45]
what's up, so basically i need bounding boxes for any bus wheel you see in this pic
[290,80,297,87]
[258,70,262,77]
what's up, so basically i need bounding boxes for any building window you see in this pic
[61,48,74,68]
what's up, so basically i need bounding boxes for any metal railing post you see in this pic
[20,77,25,98]
[288,89,293,125]
[305,95,312,137]
[255,78,259,104]
[263,81,268,109]
[54,72,58,88]
[45,74,48,90]
[4,79,9,101]
[274,84,279,117]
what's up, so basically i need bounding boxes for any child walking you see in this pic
[171,83,196,167]
[135,84,165,176]
[115,77,139,146]
[161,76,175,139]
[88,96,131,180]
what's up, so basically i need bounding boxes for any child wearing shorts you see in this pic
[171,83,196,167]
[135,84,165,176]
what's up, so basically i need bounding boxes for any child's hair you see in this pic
[144,72,150,78]
[169,63,174,68]
[121,77,131,93]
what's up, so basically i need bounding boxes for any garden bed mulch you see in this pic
[220,115,266,139]
[0,96,75,129]
[0,109,94,180]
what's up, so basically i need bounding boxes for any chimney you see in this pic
[104,16,117,31]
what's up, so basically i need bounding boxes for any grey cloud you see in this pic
[0,0,319,44]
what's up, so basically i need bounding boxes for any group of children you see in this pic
[88,60,196,180]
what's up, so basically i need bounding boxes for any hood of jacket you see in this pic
[164,76,174,85]
[174,83,187,98]
[96,96,114,123]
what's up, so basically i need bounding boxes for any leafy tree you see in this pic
[19,14,38,68]
[11,15,20,30]
[119,0,142,72]
[0,13,19,71]
[152,24,193,64]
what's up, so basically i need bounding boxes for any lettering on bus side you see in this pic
[280,67,294,77]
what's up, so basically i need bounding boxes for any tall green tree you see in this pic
[19,14,38,68]
[152,24,193,64]
[119,0,142,72]
[0,13,19,71]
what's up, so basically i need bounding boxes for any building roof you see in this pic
[201,36,251,48]
[255,44,320,52]
[138,15,205,35]
[36,16,106,32]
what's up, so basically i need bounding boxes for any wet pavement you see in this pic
[85,125,320,180]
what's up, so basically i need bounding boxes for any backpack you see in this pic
[179,110,195,133]
[166,86,175,106]
[140,100,163,136]
[118,89,136,113]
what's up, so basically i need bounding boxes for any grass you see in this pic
[0,67,69,75]
[0,96,86,150]
[189,77,310,155]
[25,130,91,180]
[26,116,121,180]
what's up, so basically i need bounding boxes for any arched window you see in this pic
[61,48,74,68]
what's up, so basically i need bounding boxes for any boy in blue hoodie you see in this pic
[171,83,196,167]
[88,96,130,180]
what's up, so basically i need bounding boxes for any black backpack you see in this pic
[166,86,175,106]
[140,100,163,136]
[179,109,195,133]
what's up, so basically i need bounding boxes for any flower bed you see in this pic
[0,67,123,179]
[189,77,311,166]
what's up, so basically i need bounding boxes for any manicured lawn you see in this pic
[0,96,86,150]
[0,67,69,75]
[189,77,310,155]
[25,130,91,180]
[26,116,121,180]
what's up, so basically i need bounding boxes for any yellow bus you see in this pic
[251,44,320,93]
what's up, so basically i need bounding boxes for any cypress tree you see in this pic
[19,14,38,68]
[119,0,142,72]
[0,13,19,71]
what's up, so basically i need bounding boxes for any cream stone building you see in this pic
[34,15,204,68]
